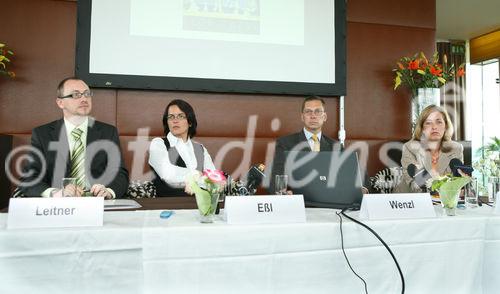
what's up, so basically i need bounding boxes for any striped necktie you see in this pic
[70,128,86,187]
[311,134,320,152]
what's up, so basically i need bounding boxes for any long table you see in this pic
[1,202,499,294]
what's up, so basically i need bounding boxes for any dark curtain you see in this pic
[437,41,466,140]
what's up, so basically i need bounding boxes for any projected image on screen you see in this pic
[129,0,303,45]
[182,0,260,35]
[77,0,345,95]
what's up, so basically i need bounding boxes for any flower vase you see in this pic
[194,189,220,223]
[411,88,441,129]
[439,188,460,216]
[488,177,500,207]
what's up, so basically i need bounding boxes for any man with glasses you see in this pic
[269,96,336,193]
[20,77,129,199]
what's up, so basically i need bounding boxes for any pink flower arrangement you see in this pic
[187,169,227,218]
[202,169,226,193]
[185,169,227,196]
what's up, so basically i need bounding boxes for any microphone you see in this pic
[407,164,431,189]
[449,158,474,177]
[449,158,462,176]
[245,164,266,194]
[407,164,417,178]
[237,164,266,195]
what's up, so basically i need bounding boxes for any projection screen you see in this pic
[75,0,346,96]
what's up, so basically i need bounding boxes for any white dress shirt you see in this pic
[303,128,322,151]
[148,132,216,188]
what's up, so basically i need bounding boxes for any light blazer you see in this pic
[396,139,464,193]
[20,118,129,198]
[269,131,336,193]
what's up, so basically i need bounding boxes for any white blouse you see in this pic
[148,132,215,187]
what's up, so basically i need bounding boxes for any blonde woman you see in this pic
[395,105,463,193]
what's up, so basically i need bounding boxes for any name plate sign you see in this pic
[7,197,104,229]
[224,195,306,225]
[359,193,436,220]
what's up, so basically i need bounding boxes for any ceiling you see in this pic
[436,0,500,40]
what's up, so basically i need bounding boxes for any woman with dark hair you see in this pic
[395,104,464,193]
[148,99,215,196]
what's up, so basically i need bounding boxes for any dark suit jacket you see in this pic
[20,118,129,198]
[269,131,337,193]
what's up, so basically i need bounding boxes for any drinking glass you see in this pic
[275,175,288,195]
[62,178,77,197]
[489,177,500,207]
[464,178,478,209]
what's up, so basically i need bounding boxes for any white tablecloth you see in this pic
[1,207,499,294]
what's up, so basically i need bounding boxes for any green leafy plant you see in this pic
[393,51,464,95]
[431,174,471,210]
[431,174,470,192]
[474,137,500,178]
[0,43,15,78]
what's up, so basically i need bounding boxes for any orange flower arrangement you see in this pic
[393,51,464,95]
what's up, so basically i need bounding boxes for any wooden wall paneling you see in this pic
[346,22,436,139]
[87,89,117,125]
[0,0,79,134]
[116,90,339,138]
[470,29,500,64]
[347,0,435,29]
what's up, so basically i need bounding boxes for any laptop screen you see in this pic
[283,151,363,209]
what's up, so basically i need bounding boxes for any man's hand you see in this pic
[61,184,84,197]
[90,184,112,199]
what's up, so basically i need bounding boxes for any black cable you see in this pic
[336,210,368,294]
[340,208,405,294]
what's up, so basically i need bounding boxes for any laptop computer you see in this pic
[283,151,363,209]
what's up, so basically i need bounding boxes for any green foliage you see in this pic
[431,174,470,191]
[478,136,500,153]
[0,43,15,78]
[474,137,500,178]
[432,175,471,209]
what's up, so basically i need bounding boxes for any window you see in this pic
[466,58,499,183]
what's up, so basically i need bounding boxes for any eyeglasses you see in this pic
[59,90,93,99]
[303,109,325,116]
[167,113,187,121]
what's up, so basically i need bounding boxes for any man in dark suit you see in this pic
[269,96,337,193]
[20,77,129,198]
